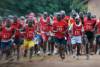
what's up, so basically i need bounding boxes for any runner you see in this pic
[39,12,50,55]
[52,13,68,60]
[61,10,72,55]
[47,22,54,55]
[12,17,23,60]
[23,20,35,61]
[33,31,43,55]
[20,16,26,27]
[84,12,96,59]
[71,17,83,60]
[1,19,14,60]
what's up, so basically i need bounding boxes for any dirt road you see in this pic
[0,55,100,67]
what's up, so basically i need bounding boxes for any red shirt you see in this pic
[12,22,22,39]
[53,20,68,39]
[2,27,14,40]
[40,16,50,23]
[40,16,51,32]
[40,23,52,32]
[84,17,96,32]
[72,23,82,36]
[64,16,70,22]
[53,16,57,23]
[12,21,22,29]
[34,22,39,31]
[63,16,71,35]
[24,26,34,40]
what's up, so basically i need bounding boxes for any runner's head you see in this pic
[6,19,11,28]
[72,13,77,19]
[60,10,66,19]
[75,17,80,25]
[20,16,25,20]
[13,16,18,23]
[28,20,33,27]
[43,12,48,19]
[79,12,84,18]
[87,12,92,19]
[56,13,62,21]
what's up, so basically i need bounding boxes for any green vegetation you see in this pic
[0,0,87,16]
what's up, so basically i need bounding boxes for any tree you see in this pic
[0,0,87,16]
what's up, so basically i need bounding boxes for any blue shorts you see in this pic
[14,38,23,46]
[71,36,82,45]
[33,34,43,46]
[1,40,12,49]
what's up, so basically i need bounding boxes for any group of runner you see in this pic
[0,10,100,61]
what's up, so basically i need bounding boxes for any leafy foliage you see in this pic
[0,0,87,16]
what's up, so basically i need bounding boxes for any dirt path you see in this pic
[0,55,100,67]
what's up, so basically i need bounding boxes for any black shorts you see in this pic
[14,38,23,46]
[85,31,94,42]
[54,37,67,45]
[96,35,100,44]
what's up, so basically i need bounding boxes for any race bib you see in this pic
[74,30,80,35]
[26,32,33,38]
[3,33,10,39]
[86,25,92,30]
[57,27,63,32]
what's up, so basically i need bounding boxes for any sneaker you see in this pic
[54,51,58,55]
[73,55,76,58]
[37,51,41,55]
[86,54,90,60]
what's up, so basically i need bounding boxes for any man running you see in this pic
[39,12,51,55]
[71,17,83,60]
[23,20,35,61]
[84,12,96,59]
[1,19,14,60]
[12,17,23,60]
[52,13,68,60]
